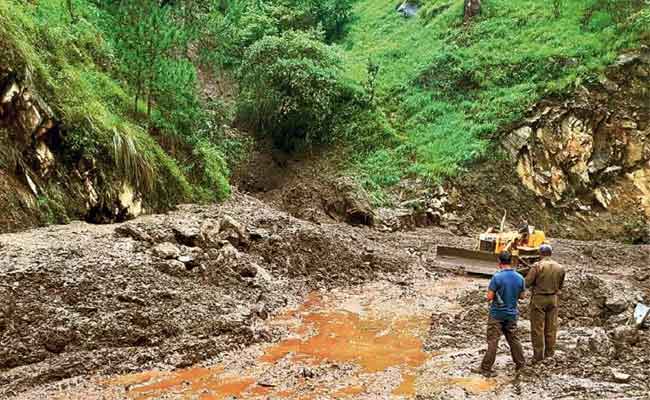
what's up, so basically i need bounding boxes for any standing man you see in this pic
[526,244,565,362]
[475,251,526,376]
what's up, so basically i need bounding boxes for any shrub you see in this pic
[190,140,231,202]
[237,30,343,150]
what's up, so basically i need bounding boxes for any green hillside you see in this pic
[1,0,648,224]
[341,0,649,190]
[0,0,230,225]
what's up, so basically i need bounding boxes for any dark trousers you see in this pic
[481,316,525,371]
[530,294,559,361]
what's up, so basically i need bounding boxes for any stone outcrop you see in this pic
[0,67,145,230]
[503,48,650,225]
[396,1,419,18]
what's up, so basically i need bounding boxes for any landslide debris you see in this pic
[424,269,650,398]
[0,194,409,396]
[2,190,649,398]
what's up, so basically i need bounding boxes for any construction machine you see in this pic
[437,215,546,278]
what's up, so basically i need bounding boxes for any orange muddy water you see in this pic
[105,277,498,399]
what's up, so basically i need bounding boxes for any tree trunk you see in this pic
[464,0,481,23]
[66,0,77,23]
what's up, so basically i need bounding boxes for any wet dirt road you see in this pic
[35,271,510,399]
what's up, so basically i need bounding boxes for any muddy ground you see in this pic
[1,193,649,399]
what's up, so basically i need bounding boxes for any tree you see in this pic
[237,30,343,149]
[464,0,481,23]
[66,0,77,22]
[111,0,192,123]
[552,0,562,18]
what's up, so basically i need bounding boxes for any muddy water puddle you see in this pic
[105,276,499,399]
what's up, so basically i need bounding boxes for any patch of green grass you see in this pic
[0,0,226,214]
[340,0,646,187]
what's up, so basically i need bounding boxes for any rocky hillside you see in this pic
[0,0,231,233]
[0,70,144,230]
[503,49,650,241]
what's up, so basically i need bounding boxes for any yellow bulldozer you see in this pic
[437,216,546,277]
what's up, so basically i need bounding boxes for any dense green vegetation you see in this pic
[1,0,648,216]
[0,0,229,213]
[341,0,650,191]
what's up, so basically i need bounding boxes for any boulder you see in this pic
[593,188,614,209]
[34,141,55,177]
[503,126,532,159]
[325,177,375,226]
[43,328,74,354]
[173,226,200,247]
[1,81,20,104]
[239,264,258,278]
[604,295,629,315]
[152,242,181,259]
[216,242,241,263]
[115,224,152,243]
[118,183,142,219]
[199,220,221,248]
[156,260,189,277]
[254,264,274,283]
[463,0,481,22]
[576,327,613,355]
[610,325,640,346]
[612,371,631,383]
[220,215,248,245]
[396,1,418,18]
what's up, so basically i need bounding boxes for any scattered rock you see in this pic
[612,370,631,383]
[604,295,629,315]
[115,224,152,243]
[610,325,640,346]
[152,242,181,259]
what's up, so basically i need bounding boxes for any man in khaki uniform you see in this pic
[525,244,566,362]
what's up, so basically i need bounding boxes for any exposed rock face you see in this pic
[118,183,143,219]
[396,1,419,18]
[503,48,650,234]
[0,67,147,231]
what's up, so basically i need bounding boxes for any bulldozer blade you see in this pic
[436,246,498,277]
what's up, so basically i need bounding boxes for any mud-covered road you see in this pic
[1,194,650,399]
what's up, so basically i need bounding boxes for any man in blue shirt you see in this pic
[475,251,526,376]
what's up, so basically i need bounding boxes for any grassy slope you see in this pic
[0,0,228,219]
[341,0,643,187]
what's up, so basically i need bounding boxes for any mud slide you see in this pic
[1,194,649,399]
